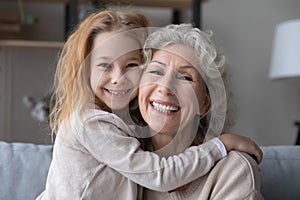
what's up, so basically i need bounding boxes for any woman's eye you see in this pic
[98,63,111,68]
[178,76,193,81]
[149,70,163,76]
[126,63,139,68]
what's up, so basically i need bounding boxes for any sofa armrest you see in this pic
[0,141,53,200]
[260,145,300,200]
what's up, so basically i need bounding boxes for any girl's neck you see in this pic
[112,107,134,125]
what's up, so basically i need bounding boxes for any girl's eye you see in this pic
[126,63,139,68]
[178,76,193,81]
[98,63,111,68]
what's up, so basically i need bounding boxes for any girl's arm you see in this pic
[75,111,224,192]
[77,110,262,192]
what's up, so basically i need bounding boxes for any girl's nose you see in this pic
[110,65,127,84]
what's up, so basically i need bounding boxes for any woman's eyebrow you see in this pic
[177,65,199,74]
[150,60,166,66]
[178,65,194,70]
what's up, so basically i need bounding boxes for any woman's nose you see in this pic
[157,75,176,96]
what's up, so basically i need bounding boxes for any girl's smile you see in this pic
[104,88,132,97]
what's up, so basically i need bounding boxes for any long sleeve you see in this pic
[204,151,264,200]
[73,109,225,192]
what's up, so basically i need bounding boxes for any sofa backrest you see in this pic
[0,141,53,200]
[260,145,300,200]
[1,141,300,200]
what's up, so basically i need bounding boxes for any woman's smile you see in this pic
[150,99,180,115]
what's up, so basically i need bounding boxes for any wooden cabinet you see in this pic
[104,0,206,27]
[61,0,206,38]
[0,40,63,144]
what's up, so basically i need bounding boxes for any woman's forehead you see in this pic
[153,44,199,68]
[150,44,206,83]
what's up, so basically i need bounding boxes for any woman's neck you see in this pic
[151,133,174,150]
[150,122,197,157]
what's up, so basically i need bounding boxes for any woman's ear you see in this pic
[199,95,211,116]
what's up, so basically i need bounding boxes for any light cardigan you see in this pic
[143,151,264,200]
[37,108,226,200]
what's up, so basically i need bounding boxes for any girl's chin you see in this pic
[107,103,128,111]
[105,97,134,110]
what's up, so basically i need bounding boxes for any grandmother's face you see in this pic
[139,44,210,135]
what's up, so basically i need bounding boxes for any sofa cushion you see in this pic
[0,141,53,200]
[1,141,299,200]
[260,145,300,200]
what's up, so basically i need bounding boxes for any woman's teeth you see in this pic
[152,102,179,113]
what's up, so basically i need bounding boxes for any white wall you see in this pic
[201,0,300,145]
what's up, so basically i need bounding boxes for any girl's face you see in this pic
[139,44,210,135]
[90,31,142,110]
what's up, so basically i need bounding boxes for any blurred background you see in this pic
[0,0,299,145]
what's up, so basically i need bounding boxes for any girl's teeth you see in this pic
[108,90,128,95]
[152,102,179,113]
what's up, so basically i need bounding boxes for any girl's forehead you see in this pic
[91,31,141,58]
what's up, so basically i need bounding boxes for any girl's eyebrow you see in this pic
[95,56,140,61]
[95,56,111,60]
[127,57,141,61]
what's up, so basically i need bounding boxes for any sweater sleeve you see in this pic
[76,111,225,192]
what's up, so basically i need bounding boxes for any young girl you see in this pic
[37,10,262,200]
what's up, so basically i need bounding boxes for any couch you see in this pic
[0,141,299,200]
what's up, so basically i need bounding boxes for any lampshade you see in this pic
[269,19,300,80]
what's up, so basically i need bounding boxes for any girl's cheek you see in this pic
[127,68,142,84]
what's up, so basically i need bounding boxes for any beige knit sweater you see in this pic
[37,108,226,200]
[143,151,264,200]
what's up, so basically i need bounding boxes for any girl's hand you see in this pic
[219,133,263,164]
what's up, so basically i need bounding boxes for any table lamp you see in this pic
[269,19,300,145]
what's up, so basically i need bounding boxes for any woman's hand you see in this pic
[219,133,263,164]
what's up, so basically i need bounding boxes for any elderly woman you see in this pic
[138,24,264,199]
